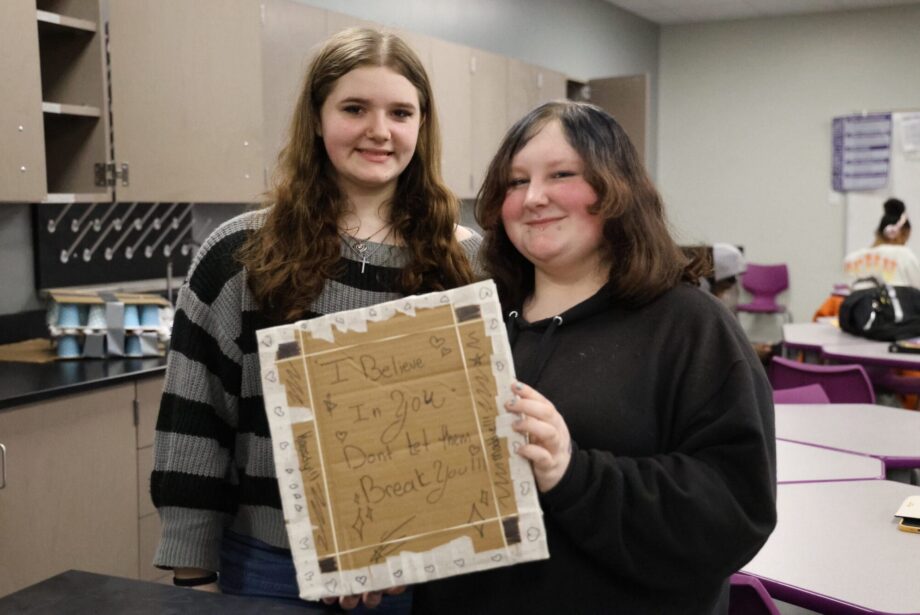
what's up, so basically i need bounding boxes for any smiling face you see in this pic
[318,65,421,200]
[501,120,607,276]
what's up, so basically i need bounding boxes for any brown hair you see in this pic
[476,101,694,310]
[240,28,473,322]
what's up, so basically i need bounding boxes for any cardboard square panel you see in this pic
[257,280,548,599]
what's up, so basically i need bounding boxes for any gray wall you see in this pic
[657,4,920,322]
[0,205,39,313]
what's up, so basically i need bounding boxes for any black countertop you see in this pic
[0,355,167,411]
[0,570,328,614]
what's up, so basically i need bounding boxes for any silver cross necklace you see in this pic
[339,224,394,273]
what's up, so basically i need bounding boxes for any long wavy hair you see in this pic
[240,28,474,322]
[476,101,695,310]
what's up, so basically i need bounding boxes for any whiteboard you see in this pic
[845,112,920,257]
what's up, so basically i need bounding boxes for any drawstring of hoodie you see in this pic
[506,310,564,387]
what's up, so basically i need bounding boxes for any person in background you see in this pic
[708,242,746,309]
[413,101,777,614]
[708,243,775,363]
[151,28,479,612]
[844,198,920,289]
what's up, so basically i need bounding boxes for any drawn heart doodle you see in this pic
[325,579,337,593]
[274,406,284,417]
[490,554,503,562]
[429,335,446,349]
[393,569,403,578]
[479,286,493,299]
[439,294,450,304]
[335,431,348,442]
[520,481,531,495]
[261,335,273,347]
[453,559,465,567]
[355,575,367,585]
[286,468,294,474]
[305,571,314,580]
[468,444,481,456]
[279,441,290,450]
[424,565,435,573]
[527,527,541,542]
[295,504,303,512]
[265,370,277,383]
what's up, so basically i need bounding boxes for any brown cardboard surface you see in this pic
[0,338,57,363]
[48,290,170,306]
[258,281,547,599]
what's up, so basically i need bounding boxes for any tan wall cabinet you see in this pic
[431,38,474,199]
[470,49,508,196]
[1,0,264,204]
[135,375,166,582]
[0,383,139,597]
[108,0,264,203]
[260,0,327,187]
[0,0,48,202]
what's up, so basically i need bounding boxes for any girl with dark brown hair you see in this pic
[413,101,776,614]
[152,28,478,612]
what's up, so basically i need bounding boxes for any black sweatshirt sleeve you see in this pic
[540,334,776,592]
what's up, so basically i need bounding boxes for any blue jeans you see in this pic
[219,530,412,613]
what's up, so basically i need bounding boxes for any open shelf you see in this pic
[42,102,102,118]
[36,0,110,200]
[36,9,97,33]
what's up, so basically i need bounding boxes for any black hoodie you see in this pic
[413,283,776,614]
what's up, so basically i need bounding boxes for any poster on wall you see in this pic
[832,113,892,192]
[256,280,549,599]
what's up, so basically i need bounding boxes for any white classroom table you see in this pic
[775,404,920,471]
[782,322,867,354]
[823,341,920,370]
[742,480,920,614]
[776,440,884,483]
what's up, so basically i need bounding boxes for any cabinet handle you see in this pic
[0,443,6,489]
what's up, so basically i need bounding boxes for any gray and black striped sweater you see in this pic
[151,209,482,571]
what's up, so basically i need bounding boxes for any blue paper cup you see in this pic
[123,304,141,329]
[87,304,107,329]
[140,304,161,328]
[57,304,81,328]
[57,335,81,358]
[125,335,142,357]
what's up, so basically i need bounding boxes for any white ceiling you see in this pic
[604,0,920,24]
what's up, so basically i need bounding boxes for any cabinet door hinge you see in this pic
[132,399,139,427]
[95,162,130,187]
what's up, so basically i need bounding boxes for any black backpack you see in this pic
[839,278,920,341]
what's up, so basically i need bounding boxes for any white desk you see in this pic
[775,404,920,471]
[776,440,884,483]
[823,341,920,370]
[743,480,920,614]
[782,322,866,353]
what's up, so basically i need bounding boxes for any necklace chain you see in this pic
[339,224,394,273]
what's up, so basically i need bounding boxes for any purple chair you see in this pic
[770,356,875,404]
[729,573,780,615]
[737,263,789,315]
[772,383,830,404]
